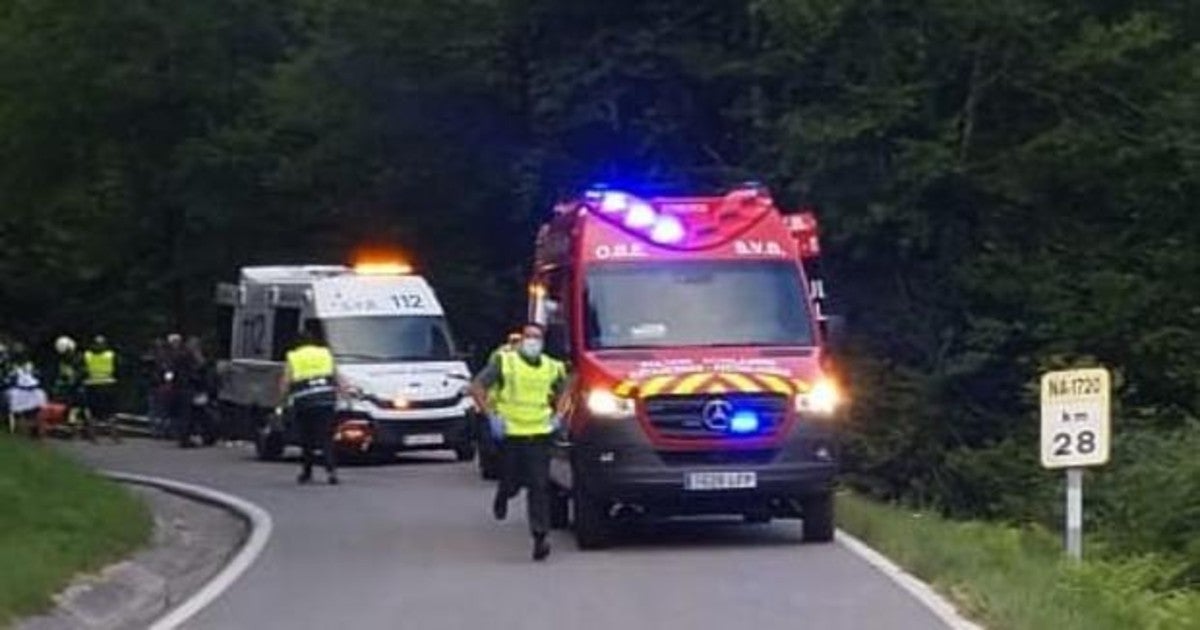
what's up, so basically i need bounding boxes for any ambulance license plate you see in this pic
[685,471,757,491]
[404,433,444,446]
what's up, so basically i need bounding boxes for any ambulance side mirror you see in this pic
[820,314,847,352]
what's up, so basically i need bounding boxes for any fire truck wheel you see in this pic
[572,486,612,550]
[801,493,835,543]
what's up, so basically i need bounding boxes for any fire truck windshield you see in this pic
[323,315,456,363]
[584,261,814,349]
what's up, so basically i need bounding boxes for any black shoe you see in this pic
[532,534,550,561]
[328,474,339,486]
[492,492,508,521]
[298,471,312,484]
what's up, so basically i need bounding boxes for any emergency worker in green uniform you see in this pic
[51,336,89,440]
[470,323,567,561]
[282,321,340,485]
[84,335,121,442]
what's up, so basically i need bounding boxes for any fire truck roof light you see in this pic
[599,192,629,213]
[624,202,657,228]
[649,215,685,244]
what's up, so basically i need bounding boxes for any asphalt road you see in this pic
[68,440,949,630]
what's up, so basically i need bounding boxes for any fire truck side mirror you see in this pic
[820,314,847,351]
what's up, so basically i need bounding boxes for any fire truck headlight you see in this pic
[795,378,843,416]
[586,389,636,419]
[730,411,760,434]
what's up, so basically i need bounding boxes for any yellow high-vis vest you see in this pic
[494,352,564,436]
[83,350,116,385]
[286,345,336,400]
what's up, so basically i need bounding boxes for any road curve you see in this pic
[69,440,949,630]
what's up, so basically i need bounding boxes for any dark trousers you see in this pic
[170,389,195,446]
[497,435,552,537]
[86,384,116,419]
[85,384,119,440]
[296,403,337,476]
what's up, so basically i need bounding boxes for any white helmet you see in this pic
[54,336,76,354]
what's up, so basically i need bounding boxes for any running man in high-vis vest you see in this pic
[470,323,567,561]
[282,321,340,485]
[83,335,121,442]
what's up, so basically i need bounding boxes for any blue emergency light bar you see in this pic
[729,411,761,435]
[583,190,687,245]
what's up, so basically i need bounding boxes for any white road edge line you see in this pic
[836,529,984,630]
[103,471,274,630]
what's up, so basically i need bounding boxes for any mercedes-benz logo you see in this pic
[701,399,734,431]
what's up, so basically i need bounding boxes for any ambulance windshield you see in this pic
[323,315,456,363]
[584,261,813,349]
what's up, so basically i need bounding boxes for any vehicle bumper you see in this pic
[337,413,472,452]
[565,418,839,516]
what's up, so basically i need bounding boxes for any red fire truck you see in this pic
[528,184,845,549]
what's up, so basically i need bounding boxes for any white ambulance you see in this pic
[215,263,477,462]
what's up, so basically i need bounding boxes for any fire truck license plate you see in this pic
[685,472,757,491]
[403,433,444,446]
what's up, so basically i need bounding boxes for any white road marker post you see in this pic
[1065,467,1083,561]
[1040,367,1111,562]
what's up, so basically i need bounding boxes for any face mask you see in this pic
[519,337,543,358]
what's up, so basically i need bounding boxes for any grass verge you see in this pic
[837,491,1200,630]
[0,435,151,626]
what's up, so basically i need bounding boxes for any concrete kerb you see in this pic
[102,471,274,630]
[835,529,984,630]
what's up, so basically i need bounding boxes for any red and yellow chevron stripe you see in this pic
[611,372,810,398]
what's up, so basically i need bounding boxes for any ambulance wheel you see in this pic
[572,486,611,550]
[256,429,284,461]
[454,442,476,462]
[801,493,835,543]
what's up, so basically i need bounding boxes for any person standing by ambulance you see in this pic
[470,323,567,561]
[51,336,89,440]
[281,321,340,485]
[83,335,121,442]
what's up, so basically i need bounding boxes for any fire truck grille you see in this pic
[642,393,789,439]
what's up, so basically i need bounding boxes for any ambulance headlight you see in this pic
[586,389,636,419]
[794,378,843,416]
